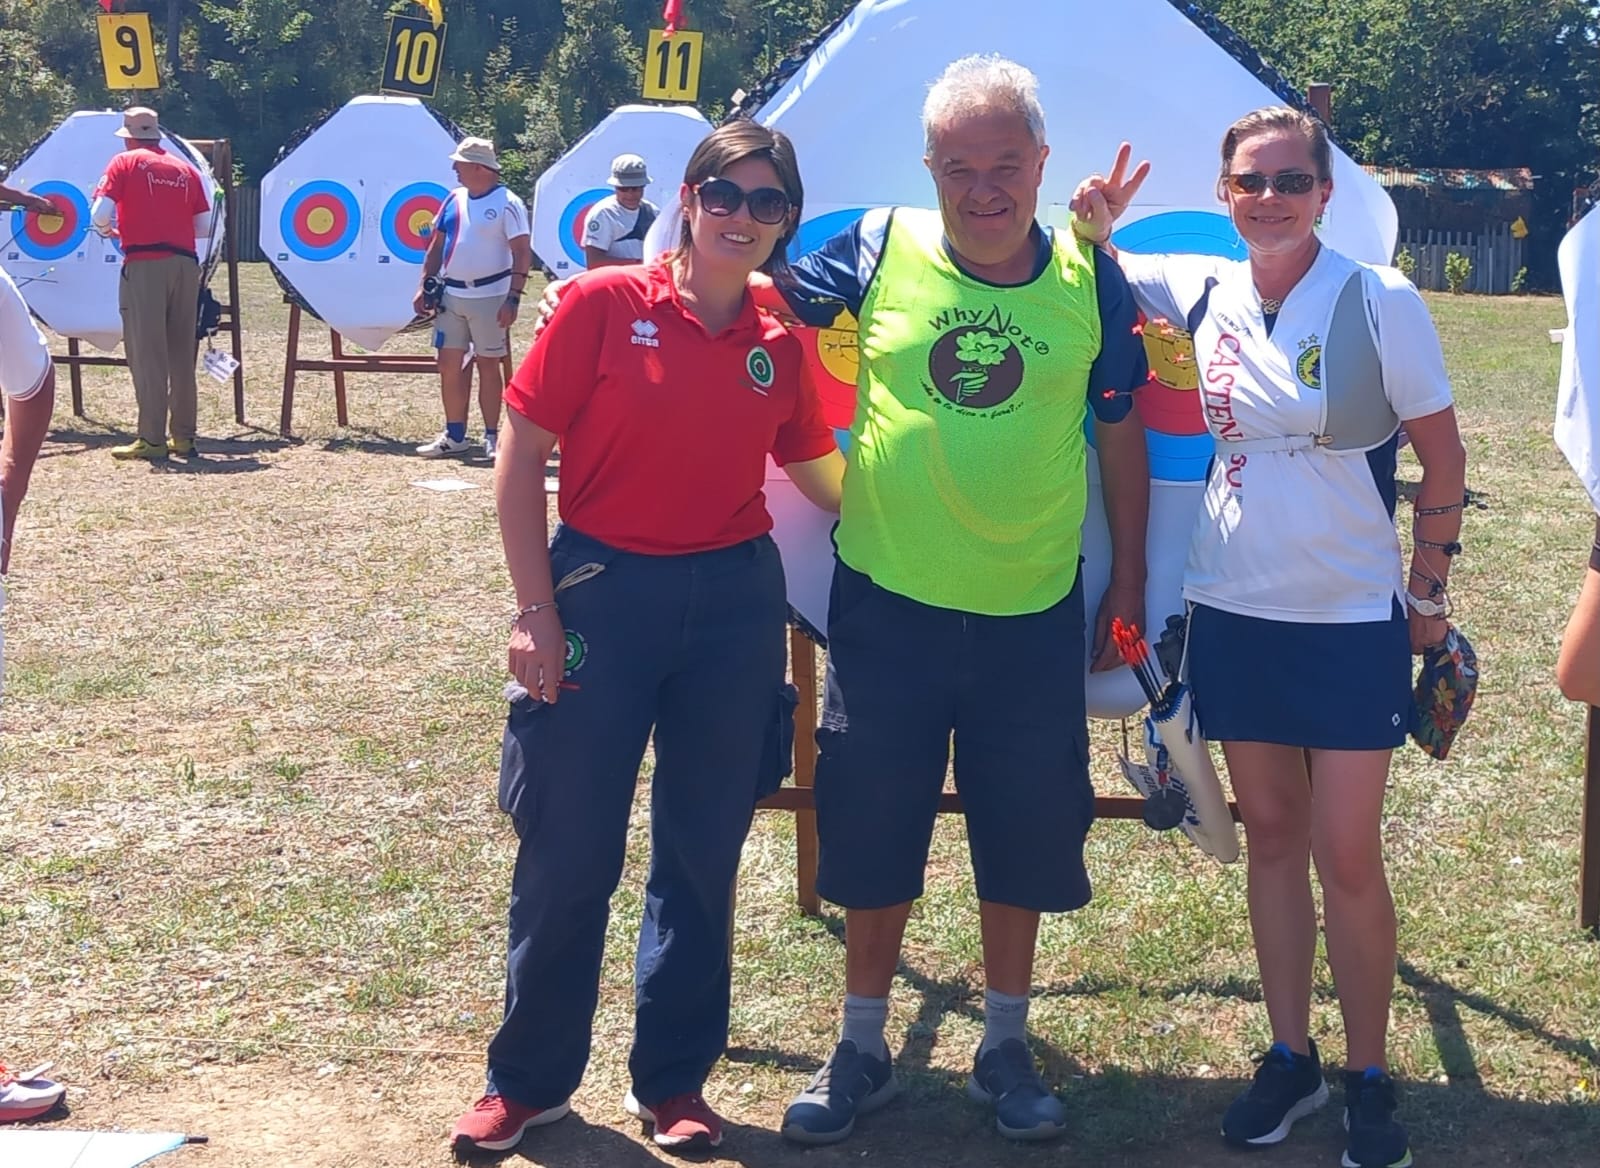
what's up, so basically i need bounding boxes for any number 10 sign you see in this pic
[381,15,447,98]
[642,29,703,103]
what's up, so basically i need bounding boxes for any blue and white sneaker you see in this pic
[780,1040,898,1146]
[1221,1039,1328,1147]
[1342,1067,1412,1167]
[966,1038,1067,1142]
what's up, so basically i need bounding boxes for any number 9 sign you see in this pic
[381,15,447,98]
[96,14,160,91]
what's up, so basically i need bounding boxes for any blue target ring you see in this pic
[790,208,868,262]
[1084,209,1247,482]
[381,182,447,264]
[280,179,361,262]
[10,181,90,261]
[558,187,613,267]
[1112,209,1246,262]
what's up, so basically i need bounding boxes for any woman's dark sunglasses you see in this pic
[1226,171,1319,196]
[694,177,793,225]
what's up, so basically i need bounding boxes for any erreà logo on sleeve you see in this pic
[630,319,660,348]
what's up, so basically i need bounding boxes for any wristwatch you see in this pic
[1404,590,1449,617]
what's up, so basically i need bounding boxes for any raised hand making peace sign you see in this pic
[1068,142,1151,246]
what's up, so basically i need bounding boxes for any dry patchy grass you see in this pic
[0,272,1596,1166]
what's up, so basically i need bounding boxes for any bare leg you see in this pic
[476,355,504,432]
[844,904,913,998]
[1225,740,1316,1054]
[1308,748,1396,1071]
[978,902,1039,996]
[438,348,471,425]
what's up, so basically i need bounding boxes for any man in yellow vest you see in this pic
[768,55,1151,1145]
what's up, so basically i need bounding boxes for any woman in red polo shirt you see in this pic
[451,121,842,1157]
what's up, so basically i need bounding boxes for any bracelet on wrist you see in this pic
[511,600,557,628]
[1404,589,1451,618]
[1589,540,1600,573]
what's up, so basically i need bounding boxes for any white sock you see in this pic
[840,993,890,1059]
[979,987,1030,1056]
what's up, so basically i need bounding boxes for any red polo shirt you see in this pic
[94,145,210,262]
[505,262,835,554]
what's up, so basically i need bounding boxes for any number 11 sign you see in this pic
[642,29,703,103]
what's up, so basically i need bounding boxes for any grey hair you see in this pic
[922,55,1047,155]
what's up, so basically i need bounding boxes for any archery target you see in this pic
[381,181,447,264]
[10,183,89,261]
[0,111,224,351]
[261,95,461,350]
[280,180,361,261]
[532,104,712,275]
[559,187,611,267]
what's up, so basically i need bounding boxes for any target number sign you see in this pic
[642,30,703,102]
[97,14,160,91]
[382,16,447,98]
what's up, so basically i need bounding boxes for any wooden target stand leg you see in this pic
[757,629,1245,916]
[49,138,247,425]
[279,302,514,438]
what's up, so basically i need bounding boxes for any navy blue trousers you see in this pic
[486,526,790,1109]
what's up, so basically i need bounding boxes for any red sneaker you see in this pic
[625,1091,725,1151]
[0,1062,66,1124]
[450,1093,571,1153]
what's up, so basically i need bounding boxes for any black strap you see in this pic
[124,242,198,261]
[620,204,657,244]
[443,268,513,289]
[1184,276,1219,335]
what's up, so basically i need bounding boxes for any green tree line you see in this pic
[1,1,1594,274]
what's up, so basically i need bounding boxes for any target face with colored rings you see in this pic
[280,180,361,262]
[381,182,447,264]
[10,181,89,261]
[558,188,612,266]
[1093,209,1246,482]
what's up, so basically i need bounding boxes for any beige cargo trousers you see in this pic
[119,254,200,446]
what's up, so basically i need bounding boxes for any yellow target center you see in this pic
[816,309,862,384]
[36,212,64,233]
[407,209,435,236]
[306,207,336,236]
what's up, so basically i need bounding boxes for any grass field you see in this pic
[0,265,1595,1167]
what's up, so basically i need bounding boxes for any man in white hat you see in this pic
[580,154,658,269]
[413,137,532,461]
[89,106,212,461]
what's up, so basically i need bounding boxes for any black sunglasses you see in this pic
[694,177,793,225]
[1225,171,1319,196]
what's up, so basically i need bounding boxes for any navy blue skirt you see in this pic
[1187,600,1411,750]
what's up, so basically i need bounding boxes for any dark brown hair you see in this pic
[674,119,803,277]
[1217,106,1333,200]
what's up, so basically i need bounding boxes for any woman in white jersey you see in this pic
[1073,109,1466,1168]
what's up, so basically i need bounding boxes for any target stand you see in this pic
[48,139,247,424]
[278,298,514,438]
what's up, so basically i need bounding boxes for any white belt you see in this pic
[1219,433,1333,454]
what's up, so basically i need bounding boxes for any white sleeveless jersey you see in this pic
[1122,246,1454,623]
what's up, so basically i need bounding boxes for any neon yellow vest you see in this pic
[837,208,1102,615]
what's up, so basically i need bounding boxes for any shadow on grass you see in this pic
[457,1076,1600,1168]
[717,924,1600,1167]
